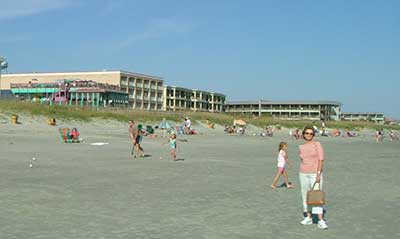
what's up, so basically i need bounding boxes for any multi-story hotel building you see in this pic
[225,100,342,121]
[162,85,226,112]
[341,112,385,123]
[1,70,164,110]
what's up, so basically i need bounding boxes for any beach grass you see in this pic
[0,100,399,130]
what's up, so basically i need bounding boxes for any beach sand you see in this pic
[0,115,399,238]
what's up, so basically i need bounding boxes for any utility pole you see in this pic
[0,56,9,99]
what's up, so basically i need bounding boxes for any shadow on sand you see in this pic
[277,182,293,188]
[173,158,185,162]
[303,210,328,224]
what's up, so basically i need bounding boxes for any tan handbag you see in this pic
[307,182,325,206]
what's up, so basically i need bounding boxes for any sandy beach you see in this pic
[0,114,399,239]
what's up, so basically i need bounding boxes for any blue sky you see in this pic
[1,0,399,118]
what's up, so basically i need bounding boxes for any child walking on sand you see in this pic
[163,133,177,161]
[271,142,293,189]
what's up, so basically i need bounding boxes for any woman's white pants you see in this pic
[299,173,324,214]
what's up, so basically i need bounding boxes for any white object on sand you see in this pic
[29,164,33,168]
[90,142,109,146]
[32,157,36,161]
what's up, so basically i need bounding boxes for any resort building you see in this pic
[162,85,226,112]
[1,70,164,110]
[225,100,342,121]
[340,112,385,123]
[10,80,129,108]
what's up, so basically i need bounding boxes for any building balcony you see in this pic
[128,82,135,87]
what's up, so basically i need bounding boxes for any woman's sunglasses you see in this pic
[304,132,314,136]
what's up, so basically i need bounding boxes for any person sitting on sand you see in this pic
[290,129,300,140]
[70,128,80,142]
[344,128,357,137]
[389,130,399,141]
[224,125,230,133]
[238,126,246,135]
[332,128,341,137]
[265,126,274,137]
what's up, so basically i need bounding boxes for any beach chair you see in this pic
[59,128,80,143]
[47,118,56,126]
[59,128,72,143]
[146,125,154,134]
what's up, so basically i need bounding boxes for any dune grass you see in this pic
[0,100,399,130]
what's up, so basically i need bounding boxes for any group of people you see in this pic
[375,128,399,142]
[129,120,178,161]
[270,126,328,230]
[127,117,398,230]
[128,120,329,229]
[159,117,194,136]
[224,124,246,135]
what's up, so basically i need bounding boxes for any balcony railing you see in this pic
[10,81,122,92]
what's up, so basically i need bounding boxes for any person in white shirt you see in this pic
[184,117,191,134]
[270,142,293,189]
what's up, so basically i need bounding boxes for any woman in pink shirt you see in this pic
[298,126,328,229]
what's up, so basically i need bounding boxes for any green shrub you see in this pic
[0,100,398,130]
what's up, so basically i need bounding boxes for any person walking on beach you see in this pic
[270,142,293,189]
[129,120,144,159]
[162,133,177,161]
[184,117,191,134]
[299,126,328,229]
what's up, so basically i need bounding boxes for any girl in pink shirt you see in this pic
[270,142,293,189]
[298,126,328,229]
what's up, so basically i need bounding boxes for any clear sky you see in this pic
[1,0,399,118]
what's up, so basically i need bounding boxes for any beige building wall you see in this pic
[209,93,226,112]
[163,86,225,112]
[119,72,163,111]
[225,101,341,120]
[162,86,192,111]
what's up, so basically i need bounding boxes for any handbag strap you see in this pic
[312,182,320,190]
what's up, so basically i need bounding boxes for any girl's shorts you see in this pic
[278,167,285,173]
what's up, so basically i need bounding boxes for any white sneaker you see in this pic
[300,217,313,225]
[318,220,328,229]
